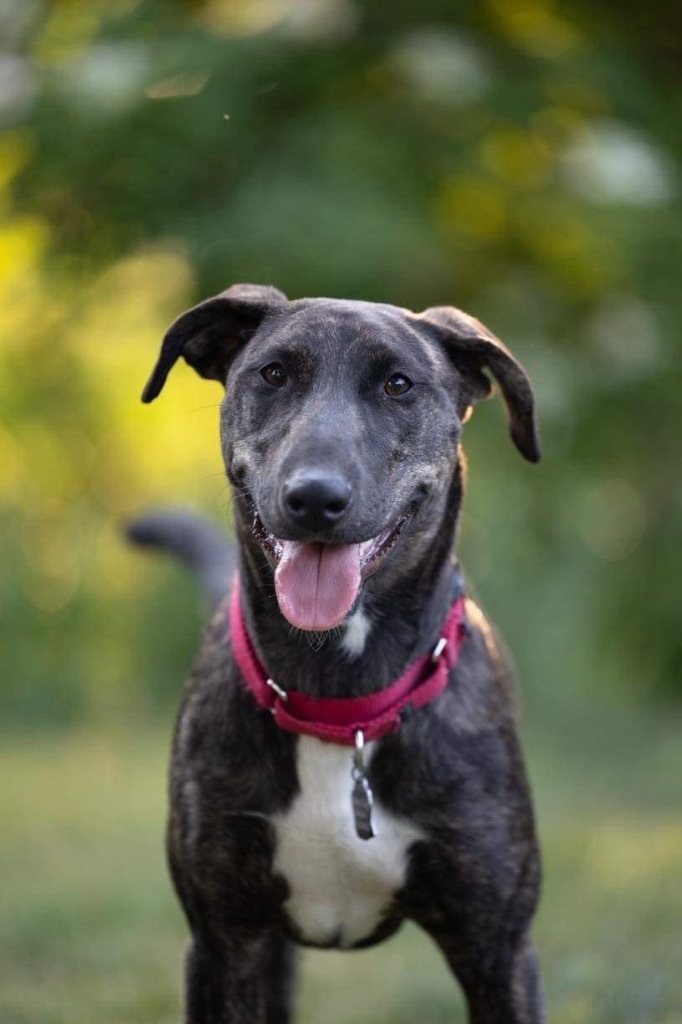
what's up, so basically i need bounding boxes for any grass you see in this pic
[0,699,680,1024]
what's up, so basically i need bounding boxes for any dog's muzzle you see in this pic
[251,506,413,633]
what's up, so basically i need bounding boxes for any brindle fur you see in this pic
[141,284,544,1023]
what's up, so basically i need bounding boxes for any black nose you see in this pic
[282,472,352,531]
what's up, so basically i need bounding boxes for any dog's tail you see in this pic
[124,508,236,607]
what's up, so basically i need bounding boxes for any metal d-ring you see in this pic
[265,677,288,702]
[431,637,448,663]
[353,729,366,775]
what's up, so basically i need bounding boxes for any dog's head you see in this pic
[144,284,539,632]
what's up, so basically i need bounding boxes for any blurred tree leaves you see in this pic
[1,0,680,725]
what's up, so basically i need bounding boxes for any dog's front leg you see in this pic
[184,928,295,1024]
[434,932,544,1024]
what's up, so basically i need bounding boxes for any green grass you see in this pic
[0,705,680,1024]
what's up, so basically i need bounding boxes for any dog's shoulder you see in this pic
[452,597,521,723]
[183,595,233,695]
[171,594,297,793]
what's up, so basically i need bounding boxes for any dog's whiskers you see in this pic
[192,471,227,484]
[307,632,329,652]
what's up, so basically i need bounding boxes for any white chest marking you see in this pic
[272,737,423,948]
[340,608,372,658]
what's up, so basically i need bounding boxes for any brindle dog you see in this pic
[140,284,544,1024]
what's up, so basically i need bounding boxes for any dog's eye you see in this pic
[384,373,413,397]
[261,363,288,388]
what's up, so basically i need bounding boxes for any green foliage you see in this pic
[1,0,681,729]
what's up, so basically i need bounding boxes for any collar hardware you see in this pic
[350,728,376,840]
[431,637,448,662]
[353,729,366,771]
[229,577,468,747]
[265,677,288,702]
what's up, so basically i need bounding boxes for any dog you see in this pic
[138,283,544,1023]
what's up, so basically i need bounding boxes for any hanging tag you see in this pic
[350,730,376,841]
[351,771,376,840]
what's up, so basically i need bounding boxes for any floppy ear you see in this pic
[416,305,541,463]
[141,283,288,403]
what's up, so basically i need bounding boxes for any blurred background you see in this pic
[1,1,680,1021]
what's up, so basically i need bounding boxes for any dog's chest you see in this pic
[272,736,423,949]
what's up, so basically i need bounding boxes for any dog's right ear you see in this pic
[141,283,287,403]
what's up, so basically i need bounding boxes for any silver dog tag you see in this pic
[351,730,376,841]
[351,772,376,841]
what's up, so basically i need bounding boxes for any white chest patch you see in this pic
[272,736,424,948]
[340,607,372,658]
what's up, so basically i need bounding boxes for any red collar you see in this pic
[229,579,467,746]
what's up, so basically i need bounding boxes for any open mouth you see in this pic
[251,509,412,632]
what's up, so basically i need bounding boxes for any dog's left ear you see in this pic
[416,305,541,463]
[141,283,288,403]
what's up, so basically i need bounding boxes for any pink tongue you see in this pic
[274,541,362,631]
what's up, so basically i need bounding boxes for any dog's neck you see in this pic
[233,465,464,699]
